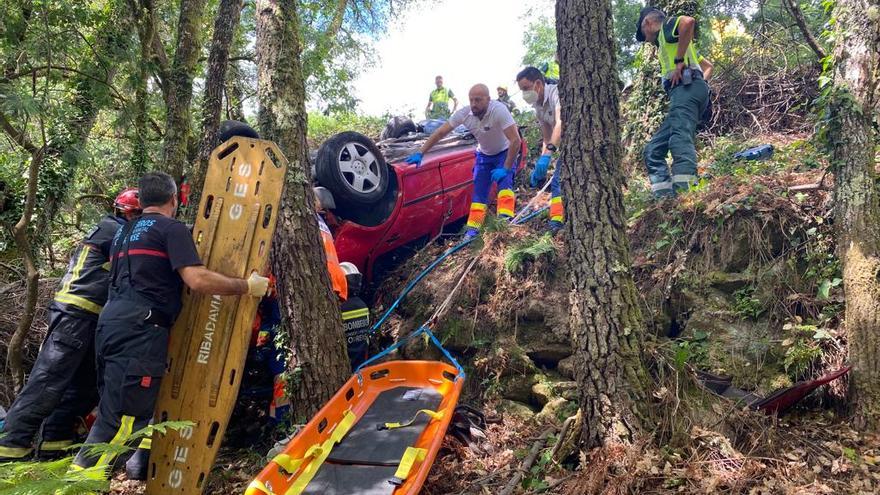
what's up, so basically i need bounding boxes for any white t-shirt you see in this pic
[531,83,559,129]
[447,100,516,155]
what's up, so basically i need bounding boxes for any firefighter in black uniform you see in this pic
[70,171,269,477]
[339,262,370,370]
[0,189,141,462]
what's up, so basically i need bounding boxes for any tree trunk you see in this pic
[556,0,653,449]
[225,60,247,121]
[829,0,880,430]
[781,0,826,61]
[160,0,208,179]
[256,0,351,422]
[189,0,244,215]
[0,111,43,392]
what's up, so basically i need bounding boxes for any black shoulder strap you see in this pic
[109,217,138,292]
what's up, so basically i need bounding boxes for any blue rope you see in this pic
[369,236,475,334]
[512,205,549,225]
[355,326,465,382]
[357,192,549,384]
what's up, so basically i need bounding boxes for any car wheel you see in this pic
[316,131,389,206]
[380,116,417,140]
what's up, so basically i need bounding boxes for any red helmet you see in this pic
[114,188,141,214]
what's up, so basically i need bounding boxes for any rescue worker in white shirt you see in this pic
[0,190,141,462]
[516,66,563,233]
[406,84,521,240]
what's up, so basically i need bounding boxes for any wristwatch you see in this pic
[546,144,558,153]
[674,57,685,64]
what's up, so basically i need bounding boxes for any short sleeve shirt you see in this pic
[109,213,203,321]
[532,83,559,129]
[447,100,516,155]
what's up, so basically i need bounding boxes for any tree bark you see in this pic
[256,0,351,422]
[0,111,43,391]
[189,0,244,215]
[160,0,208,179]
[829,0,880,430]
[556,0,653,449]
[225,60,247,122]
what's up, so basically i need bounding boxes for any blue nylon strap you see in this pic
[355,326,465,382]
[423,327,465,380]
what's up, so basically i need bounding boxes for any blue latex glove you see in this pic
[530,154,551,187]
[405,152,423,167]
[534,154,551,179]
[491,168,508,184]
[529,169,541,188]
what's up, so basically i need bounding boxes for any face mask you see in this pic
[522,90,539,105]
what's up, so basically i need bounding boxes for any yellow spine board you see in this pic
[146,137,288,495]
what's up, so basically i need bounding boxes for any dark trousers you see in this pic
[0,308,98,458]
[644,79,710,197]
[72,301,167,472]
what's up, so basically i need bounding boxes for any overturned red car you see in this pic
[312,128,527,281]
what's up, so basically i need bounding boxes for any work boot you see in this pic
[463,228,479,241]
[125,447,149,481]
[36,439,75,460]
[0,446,32,463]
[548,220,563,236]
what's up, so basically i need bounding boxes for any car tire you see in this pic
[316,131,390,206]
[380,116,417,140]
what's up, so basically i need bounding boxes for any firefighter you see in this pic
[516,66,564,233]
[0,189,141,462]
[406,84,522,239]
[339,262,370,370]
[70,172,269,476]
[425,75,458,120]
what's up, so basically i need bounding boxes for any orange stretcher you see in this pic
[247,359,463,495]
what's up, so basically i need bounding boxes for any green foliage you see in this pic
[520,447,554,491]
[0,456,107,495]
[733,286,765,319]
[673,330,709,369]
[306,112,387,146]
[0,420,193,495]
[504,234,555,273]
[299,0,417,111]
[653,220,684,251]
[781,320,831,377]
[521,16,556,69]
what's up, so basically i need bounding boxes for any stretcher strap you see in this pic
[245,479,274,495]
[270,410,357,495]
[389,447,427,486]
[378,409,443,431]
[355,326,465,381]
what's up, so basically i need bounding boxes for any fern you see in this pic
[0,420,194,495]
[504,234,555,273]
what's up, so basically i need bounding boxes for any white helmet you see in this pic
[339,262,360,276]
